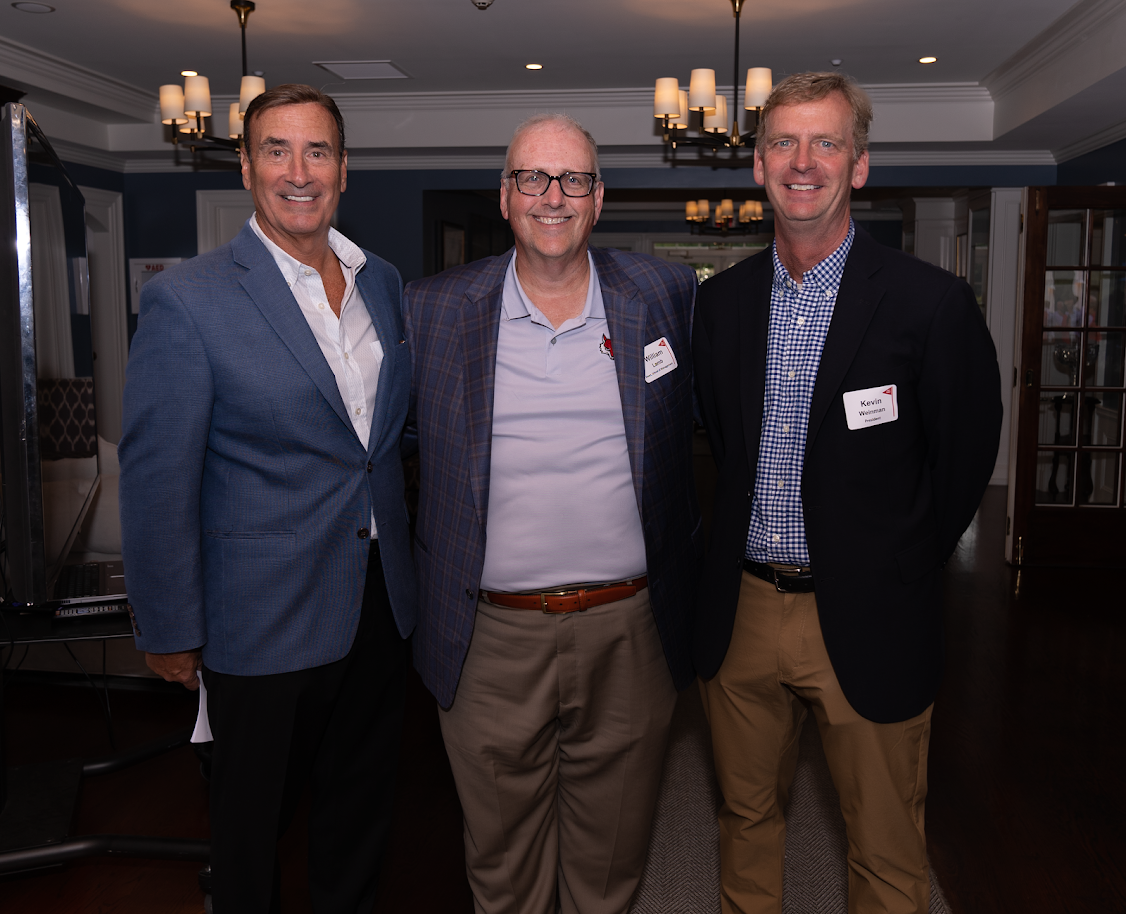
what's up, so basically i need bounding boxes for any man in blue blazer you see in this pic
[405,114,701,914]
[119,85,416,914]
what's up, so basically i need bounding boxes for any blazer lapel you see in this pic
[806,233,885,450]
[356,265,399,457]
[740,252,774,474]
[460,252,511,528]
[595,248,646,513]
[232,226,355,436]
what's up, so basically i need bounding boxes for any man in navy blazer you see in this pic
[119,85,416,913]
[693,73,1002,913]
[404,114,700,913]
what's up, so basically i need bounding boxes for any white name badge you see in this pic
[644,337,678,383]
[842,384,898,430]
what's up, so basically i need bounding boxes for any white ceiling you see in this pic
[1,0,1123,173]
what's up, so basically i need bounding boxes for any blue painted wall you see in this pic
[1057,138,1126,186]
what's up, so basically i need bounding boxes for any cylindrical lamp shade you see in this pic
[183,75,212,117]
[686,200,698,221]
[229,102,244,139]
[697,199,710,220]
[745,67,772,109]
[703,94,729,133]
[159,84,187,125]
[239,75,266,113]
[654,77,681,117]
[753,200,764,219]
[688,68,716,112]
[670,89,690,129]
[721,199,734,218]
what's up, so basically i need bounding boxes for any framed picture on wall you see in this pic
[441,222,465,271]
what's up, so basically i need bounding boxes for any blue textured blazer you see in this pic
[404,246,702,709]
[119,222,417,676]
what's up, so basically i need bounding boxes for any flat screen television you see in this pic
[0,102,101,608]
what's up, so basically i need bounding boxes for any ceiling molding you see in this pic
[864,83,992,103]
[1053,117,1126,163]
[982,0,1126,138]
[867,148,1056,167]
[50,137,129,173]
[983,0,1125,99]
[0,33,154,122]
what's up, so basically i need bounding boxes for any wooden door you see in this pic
[1010,187,1126,567]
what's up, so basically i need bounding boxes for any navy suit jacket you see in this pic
[119,222,417,676]
[404,246,702,709]
[693,227,1002,723]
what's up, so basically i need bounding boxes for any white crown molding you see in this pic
[50,138,128,173]
[867,148,1056,167]
[864,83,992,103]
[983,0,1125,98]
[1053,117,1126,163]
[982,0,1126,138]
[0,34,155,123]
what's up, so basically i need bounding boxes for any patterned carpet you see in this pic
[630,687,950,914]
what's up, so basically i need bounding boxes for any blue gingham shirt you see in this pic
[746,221,855,565]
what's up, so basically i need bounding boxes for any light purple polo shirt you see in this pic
[478,252,647,592]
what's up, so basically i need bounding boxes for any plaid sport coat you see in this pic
[404,245,702,709]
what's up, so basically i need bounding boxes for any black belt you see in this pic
[743,559,815,593]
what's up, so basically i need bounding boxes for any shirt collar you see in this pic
[771,219,855,295]
[502,249,603,327]
[250,213,366,285]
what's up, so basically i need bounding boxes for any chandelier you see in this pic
[157,0,266,154]
[685,198,765,235]
[653,0,772,165]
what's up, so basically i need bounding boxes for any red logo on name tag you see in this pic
[600,334,614,360]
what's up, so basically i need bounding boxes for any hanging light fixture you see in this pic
[158,1,265,155]
[685,197,766,235]
[653,0,772,164]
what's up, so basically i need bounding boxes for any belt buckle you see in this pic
[772,568,801,594]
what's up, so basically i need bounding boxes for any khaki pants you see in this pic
[700,571,932,914]
[439,589,678,914]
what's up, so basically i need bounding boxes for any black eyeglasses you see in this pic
[507,170,599,197]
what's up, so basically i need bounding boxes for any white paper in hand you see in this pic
[191,671,213,743]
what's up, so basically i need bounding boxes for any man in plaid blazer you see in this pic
[404,114,701,914]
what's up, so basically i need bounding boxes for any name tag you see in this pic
[644,337,678,383]
[842,384,898,430]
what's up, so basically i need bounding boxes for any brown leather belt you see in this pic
[743,559,815,593]
[482,576,648,614]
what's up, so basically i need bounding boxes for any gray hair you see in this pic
[501,113,601,181]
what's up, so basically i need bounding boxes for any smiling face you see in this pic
[753,91,868,247]
[499,121,603,269]
[240,102,346,256]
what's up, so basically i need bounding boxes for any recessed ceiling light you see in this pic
[12,2,56,11]
[919,56,938,64]
[526,64,543,70]
[181,70,198,77]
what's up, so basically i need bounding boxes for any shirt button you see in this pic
[355,407,362,416]
[782,423,790,433]
[788,370,796,380]
[318,303,325,310]
[772,534,781,543]
[551,338,557,345]
[797,316,806,326]
[344,352,350,360]
[304,269,312,276]
[776,480,784,488]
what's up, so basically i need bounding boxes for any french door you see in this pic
[1009,187,1126,567]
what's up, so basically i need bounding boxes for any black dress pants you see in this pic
[203,543,408,914]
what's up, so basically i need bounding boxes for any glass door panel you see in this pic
[1090,210,1126,267]
[1038,391,1077,445]
[1087,271,1126,326]
[1046,210,1087,266]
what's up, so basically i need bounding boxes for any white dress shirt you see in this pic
[250,214,383,534]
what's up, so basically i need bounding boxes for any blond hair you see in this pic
[756,72,873,160]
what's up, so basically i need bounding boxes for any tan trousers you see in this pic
[439,589,678,914]
[700,571,932,914]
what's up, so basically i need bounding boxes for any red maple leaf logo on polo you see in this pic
[600,334,614,360]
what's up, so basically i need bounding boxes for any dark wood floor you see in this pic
[2,485,1123,913]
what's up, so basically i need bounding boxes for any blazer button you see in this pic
[465,588,475,599]
[358,528,370,539]
[367,461,373,473]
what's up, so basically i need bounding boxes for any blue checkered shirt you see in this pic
[746,221,855,565]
